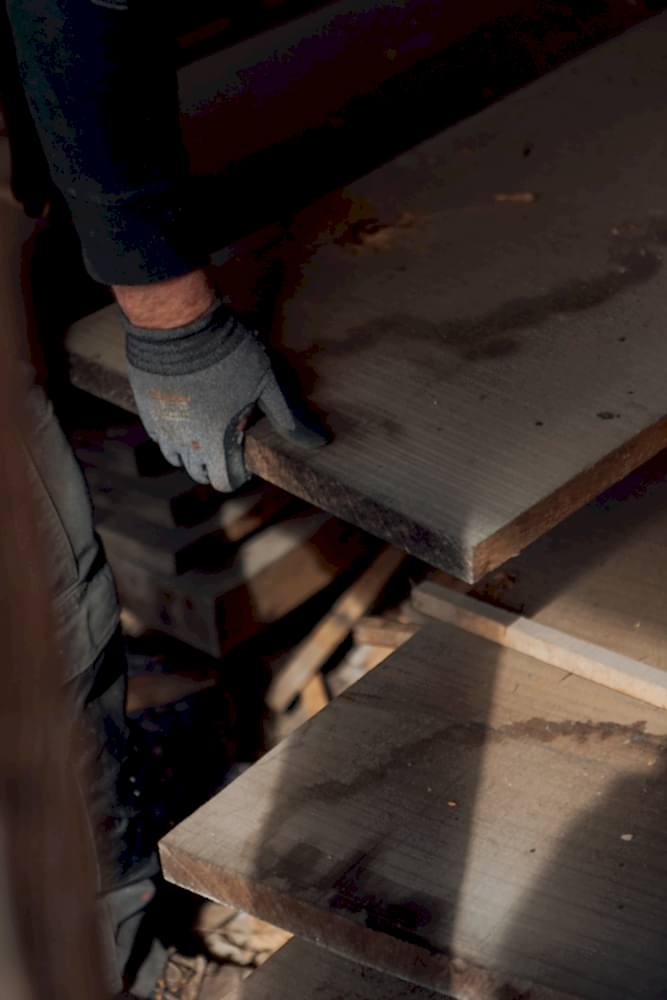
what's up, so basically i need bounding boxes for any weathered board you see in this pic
[472,449,667,670]
[161,624,667,1000]
[67,19,667,581]
[220,940,452,1000]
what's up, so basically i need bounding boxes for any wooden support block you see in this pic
[95,486,295,576]
[98,512,226,577]
[112,512,370,658]
[84,464,224,529]
[412,579,667,711]
[67,18,667,581]
[267,546,406,712]
[85,464,292,534]
[220,939,453,1000]
[353,616,419,650]
[160,623,667,999]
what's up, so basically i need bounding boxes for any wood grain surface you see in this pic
[472,448,667,670]
[220,939,453,1000]
[161,624,667,999]
[413,580,667,710]
[68,18,667,580]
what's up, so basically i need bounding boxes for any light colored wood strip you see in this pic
[353,616,419,649]
[413,580,667,710]
[299,673,329,718]
[266,546,406,712]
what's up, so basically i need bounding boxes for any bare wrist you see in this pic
[113,269,216,329]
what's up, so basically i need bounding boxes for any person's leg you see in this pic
[2,165,162,991]
[22,381,165,997]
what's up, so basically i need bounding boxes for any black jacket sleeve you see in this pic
[5,0,204,285]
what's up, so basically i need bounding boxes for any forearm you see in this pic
[6,0,203,285]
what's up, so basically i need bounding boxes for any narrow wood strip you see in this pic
[266,546,406,712]
[353,616,420,649]
[413,581,667,710]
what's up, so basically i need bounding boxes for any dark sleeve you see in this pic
[5,0,205,285]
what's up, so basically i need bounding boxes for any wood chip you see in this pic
[494,192,536,203]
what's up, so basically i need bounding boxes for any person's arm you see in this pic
[7,0,328,489]
[6,0,202,284]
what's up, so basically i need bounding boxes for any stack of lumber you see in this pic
[159,454,667,997]
[75,416,374,660]
[161,616,667,1000]
[410,448,667,713]
[62,17,667,998]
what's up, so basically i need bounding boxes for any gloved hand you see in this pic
[124,300,328,491]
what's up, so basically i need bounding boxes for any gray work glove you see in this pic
[124,301,328,491]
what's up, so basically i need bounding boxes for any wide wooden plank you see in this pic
[68,19,667,580]
[472,449,667,671]
[221,939,452,1000]
[161,624,667,1000]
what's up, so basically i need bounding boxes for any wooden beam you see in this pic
[266,546,406,712]
[412,580,667,710]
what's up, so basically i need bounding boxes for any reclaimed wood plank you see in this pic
[161,624,667,1000]
[220,939,453,1000]
[68,19,667,580]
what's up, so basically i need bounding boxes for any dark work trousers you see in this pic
[3,160,163,997]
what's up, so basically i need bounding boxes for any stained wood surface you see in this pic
[472,449,667,671]
[220,939,453,1000]
[68,19,667,580]
[161,624,667,1000]
[413,580,667,711]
